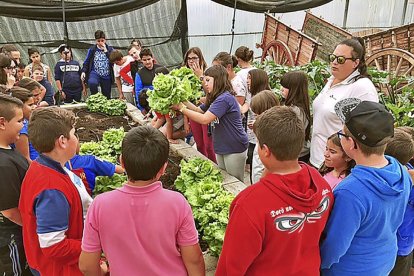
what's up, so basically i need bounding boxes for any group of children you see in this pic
[1,32,414,276]
[0,95,205,275]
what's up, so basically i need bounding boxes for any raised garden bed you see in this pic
[66,103,247,274]
[74,108,182,190]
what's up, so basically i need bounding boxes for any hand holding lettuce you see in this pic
[147,67,202,115]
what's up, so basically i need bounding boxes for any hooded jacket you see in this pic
[396,165,414,256]
[216,163,333,276]
[320,156,411,276]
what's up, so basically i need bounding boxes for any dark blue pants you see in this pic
[88,71,112,99]
[64,88,82,103]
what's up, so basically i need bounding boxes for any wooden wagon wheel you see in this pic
[366,48,414,78]
[261,40,294,66]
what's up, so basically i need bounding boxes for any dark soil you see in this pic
[160,153,182,190]
[74,108,182,189]
[74,108,138,142]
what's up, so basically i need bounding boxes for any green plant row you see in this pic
[175,158,234,257]
[86,92,127,116]
[255,61,414,127]
[368,68,414,127]
[255,60,331,101]
[79,127,127,194]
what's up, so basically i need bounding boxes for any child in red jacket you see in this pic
[19,107,92,276]
[216,106,333,275]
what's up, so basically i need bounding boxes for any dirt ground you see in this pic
[74,108,137,142]
[74,108,182,189]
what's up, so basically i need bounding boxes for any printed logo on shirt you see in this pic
[121,77,133,88]
[210,117,220,129]
[93,51,110,77]
[59,65,80,72]
[64,168,84,188]
[270,196,330,234]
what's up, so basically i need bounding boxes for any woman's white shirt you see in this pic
[310,70,379,168]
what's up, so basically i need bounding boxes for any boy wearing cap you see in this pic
[320,98,412,275]
[54,46,85,103]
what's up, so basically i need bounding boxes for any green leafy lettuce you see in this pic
[174,158,233,256]
[147,67,202,115]
[86,93,127,116]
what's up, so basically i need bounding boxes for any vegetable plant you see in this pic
[86,93,127,116]
[80,127,125,163]
[147,67,202,115]
[80,128,126,194]
[256,60,414,127]
[255,60,330,101]
[175,158,233,256]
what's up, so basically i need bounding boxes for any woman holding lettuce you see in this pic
[173,64,248,182]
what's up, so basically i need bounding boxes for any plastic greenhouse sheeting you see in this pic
[0,0,333,20]
[0,0,188,69]
[0,0,333,69]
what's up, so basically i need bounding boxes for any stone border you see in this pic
[63,102,249,273]
[125,103,248,194]
[125,103,250,274]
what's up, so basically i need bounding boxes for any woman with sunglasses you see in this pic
[310,37,379,168]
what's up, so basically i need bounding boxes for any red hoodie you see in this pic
[216,164,333,276]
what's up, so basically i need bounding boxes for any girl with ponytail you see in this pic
[310,37,379,168]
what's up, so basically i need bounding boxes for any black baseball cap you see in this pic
[335,98,394,147]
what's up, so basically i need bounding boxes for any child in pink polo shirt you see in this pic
[79,126,205,275]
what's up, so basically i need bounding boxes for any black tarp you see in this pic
[0,0,333,21]
[211,0,334,13]
[0,0,187,69]
[0,0,159,21]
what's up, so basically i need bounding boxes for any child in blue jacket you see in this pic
[386,127,414,276]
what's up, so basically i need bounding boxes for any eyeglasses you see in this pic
[328,54,356,64]
[6,66,16,70]
[187,57,199,61]
[337,130,349,140]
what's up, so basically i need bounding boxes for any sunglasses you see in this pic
[337,130,349,140]
[6,66,16,70]
[187,57,199,61]
[328,54,356,64]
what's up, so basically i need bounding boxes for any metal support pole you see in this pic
[229,0,237,53]
[180,0,189,57]
[342,0,350,29]
[58,0,68,106]
[403,0,409,25]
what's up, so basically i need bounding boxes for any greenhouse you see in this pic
[0,0,413,275]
